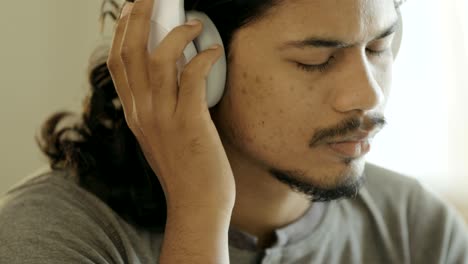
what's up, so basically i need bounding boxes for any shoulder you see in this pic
[0,167,113,226]
[363,162,419,193]
[362,162,462,219]
[362,162,420,206]
[361,162,460,221]
[361,163,468,263]
[358,162,424,220]
[0,167,130,263]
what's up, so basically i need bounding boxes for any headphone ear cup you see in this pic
[392,8,403,59]
[186,10,227,108]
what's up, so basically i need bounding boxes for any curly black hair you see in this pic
[36,0,285,231]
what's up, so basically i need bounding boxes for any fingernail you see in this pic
[120,3,133,18]
[185,19,201,26]
[208,44,220,50]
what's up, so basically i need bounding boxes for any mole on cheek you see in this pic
[308,84,317,91]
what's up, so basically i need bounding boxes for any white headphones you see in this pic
[148,1,403,108]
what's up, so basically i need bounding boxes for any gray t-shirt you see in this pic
[1,163,467,263]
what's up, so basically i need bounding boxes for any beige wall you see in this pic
[0,0,115,194]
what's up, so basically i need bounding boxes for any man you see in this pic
[0,0,467,263]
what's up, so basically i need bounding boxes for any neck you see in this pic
[224,142,312,249]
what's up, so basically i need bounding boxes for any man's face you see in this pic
[209,0,399,200]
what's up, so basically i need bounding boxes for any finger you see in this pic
[148,20,204,117]
[177,45,223,116]
[120,0,155,104]
[107,3,135,116]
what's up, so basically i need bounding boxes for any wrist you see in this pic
[167,203,233,223]
[161,203,232,264]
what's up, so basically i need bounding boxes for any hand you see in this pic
[106,0,235,212]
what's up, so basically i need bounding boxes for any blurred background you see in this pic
[0,0,467,221]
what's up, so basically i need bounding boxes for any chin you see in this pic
[269,157,368,202]
[337,156,367,179]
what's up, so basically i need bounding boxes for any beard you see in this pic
[268,166,366,202]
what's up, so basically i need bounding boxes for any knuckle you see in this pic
[106,59,116,72]
[149,53,166,69]
[121,46,147,64]
[182,58,209,82]
[120,46,133,63]
[106,57,120,71]
[182,64,198,79]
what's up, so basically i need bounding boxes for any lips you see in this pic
[327,139,370,158]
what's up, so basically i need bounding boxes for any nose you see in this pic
[331,51,385,113]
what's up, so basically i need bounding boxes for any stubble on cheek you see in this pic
[226,71,279,147]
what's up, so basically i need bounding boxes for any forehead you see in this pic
[253,0,398,42]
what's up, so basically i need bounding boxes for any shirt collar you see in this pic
[228,202,328,251]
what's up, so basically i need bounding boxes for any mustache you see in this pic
[309,114,387,147]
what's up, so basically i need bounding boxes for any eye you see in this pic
[366,34,394,57]
[295,56,336,73]
[366,47,390,57]
[366,49,386,56]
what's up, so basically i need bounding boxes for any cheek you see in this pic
[222,67,326,157]
[225,70,287,148]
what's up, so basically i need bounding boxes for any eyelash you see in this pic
[296,57,334,73]
[296,48,388,73]
[366,48,388,57]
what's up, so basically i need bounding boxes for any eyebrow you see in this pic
[279,19,400,50]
